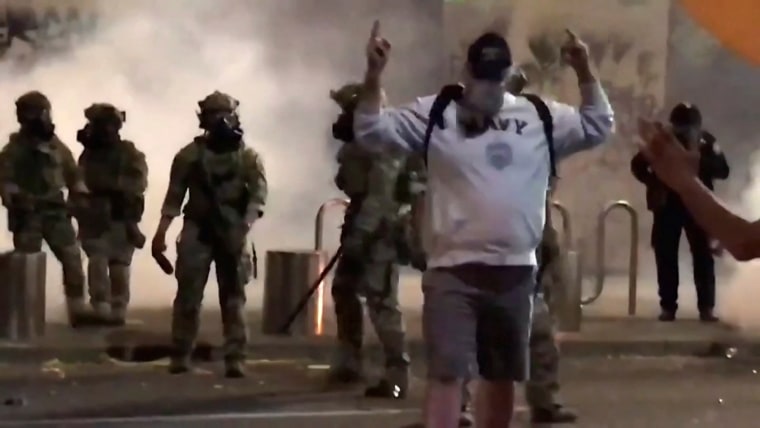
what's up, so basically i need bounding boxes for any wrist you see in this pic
[672,175,702,195]
[574,65,595,84]
[363,70,382,89]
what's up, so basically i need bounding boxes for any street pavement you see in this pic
[1,354,760,427]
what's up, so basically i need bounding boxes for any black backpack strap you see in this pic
[522,93,557,178]
[422,84,464,166]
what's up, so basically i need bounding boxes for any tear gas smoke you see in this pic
[719,144,760,335]
[0,1,356,318]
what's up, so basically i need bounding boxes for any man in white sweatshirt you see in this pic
[355,22,614,428]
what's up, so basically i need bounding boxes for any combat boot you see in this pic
[327,348,364,384]
[92,302,111,322]
[66,298,88,328]
[168,355,191,375]
[531,403,578,424]
[224,359,246,379]
[364,365,409,399]
[109,305,127,327]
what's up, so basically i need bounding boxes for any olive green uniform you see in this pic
[0,130,87,321]
[161,135,266,365]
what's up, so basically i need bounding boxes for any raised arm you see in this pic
[354,20,428,153]
[550,29,615,158]
[549,82,615,158]
[354,97,429,153]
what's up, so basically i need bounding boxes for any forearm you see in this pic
[555,67,615,158]
[357,71,383,115]
[676,178,758,259]
[576,78,614,145]
[154,215,174,237]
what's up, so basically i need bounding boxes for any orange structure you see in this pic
[680,0,760,65]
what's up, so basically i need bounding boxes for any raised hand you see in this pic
[366,20,391,77]
[560,29,591,73]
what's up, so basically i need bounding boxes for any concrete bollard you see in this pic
[261,250,326,336]
[0,251,47,341]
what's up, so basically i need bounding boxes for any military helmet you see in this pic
[669,102,702,127]
[198,91,239,113]
[329,83,363,111]
[84,103,126,125]
[15,91,51,111]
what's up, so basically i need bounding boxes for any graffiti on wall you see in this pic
[518,31,662,150]
[445,0,670,162]
[0,1,98,61]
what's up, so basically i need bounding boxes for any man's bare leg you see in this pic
[475,380,515,428]
[423,379,464,428]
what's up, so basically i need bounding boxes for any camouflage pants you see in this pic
[525,293,560,408]
[172,221,253,362]
[11,210,85,299]
[331,255,408,369]
[81,222,136,310]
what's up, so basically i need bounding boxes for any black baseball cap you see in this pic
[669,102,702,127]
[467,32,512,82]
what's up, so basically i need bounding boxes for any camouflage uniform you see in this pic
[526,192,577,423]
[328,83,418,398]
[159,91,267,377]
[76,103,148,323]
[0,91,87,325]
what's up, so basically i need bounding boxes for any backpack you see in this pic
[421,86,557,178]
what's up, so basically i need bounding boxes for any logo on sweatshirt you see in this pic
[485,142,513,170]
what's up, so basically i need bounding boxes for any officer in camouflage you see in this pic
[151,91,267,378]
[508,68,577,424]
[75,103,148,325]
[327,83,418,398]
[527,184,577,424]
[0,91,88,326]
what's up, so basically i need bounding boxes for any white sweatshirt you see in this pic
[354,82,615,268]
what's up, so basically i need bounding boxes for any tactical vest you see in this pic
[11,135,67,196]
[335,144,372,198]
[81,142,126,193]
[184,139,250,224]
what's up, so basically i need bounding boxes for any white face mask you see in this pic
[464,80,505,117]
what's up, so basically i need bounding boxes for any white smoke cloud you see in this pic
[718,141,760,335]
[0,1,351,318]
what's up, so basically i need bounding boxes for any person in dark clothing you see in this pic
[631,102,729,322]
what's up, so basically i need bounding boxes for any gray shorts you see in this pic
[422,264,534,382]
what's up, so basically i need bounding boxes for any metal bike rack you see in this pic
[314,198,350,251]
[550,200,573,248]
[583,200,639,316]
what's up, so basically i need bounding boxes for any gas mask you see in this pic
[463,80,505,117]
[673,126,701,148]
[332,111,354,143]
[201,110,243,152]
[77,120,121,148]
[17,108,55,141]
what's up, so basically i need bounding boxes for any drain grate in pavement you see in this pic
[105,343,219,363]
